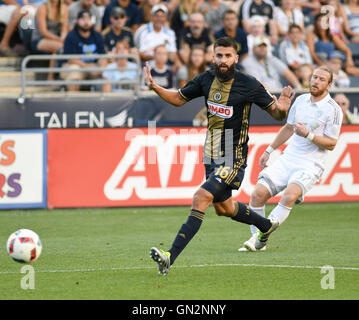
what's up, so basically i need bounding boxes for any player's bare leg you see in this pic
[255,183,302,250]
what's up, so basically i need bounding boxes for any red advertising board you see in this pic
[47,126,359,208]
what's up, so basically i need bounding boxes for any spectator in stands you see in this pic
[246,15,273,56]
[274,0,304,38]
[325,0,349,43]
[95,0,110,20]
[295,63,314,88]
[102,39,138,92]
[215,9,248,64]
[239,0,279,44]
[334,93,359,124]
[102,6,137,56]
[342,0,359,42]
[199,0,231,33]
[134,4,179,68]
[0,1,46,56]
[177,44,207,88]
[139,0,161,24]
[0,0,19,55]
[296,0,321,17]
[307,12,336,65]
[102,0,142,32]
[31,0,68,80]
[326,51,351,88]
[144,44,175,89]
[307,12,359,76]
[60,9,107,91]
[177,12,214,65]
[278,24,313,72]
[242,36,301,90]
[30,0,68,54]
[170,0,198,41]
[68,0,102,32]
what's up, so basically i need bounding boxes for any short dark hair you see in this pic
[222,9,237,21]
[213,37,237,52]
[288,23,302,33]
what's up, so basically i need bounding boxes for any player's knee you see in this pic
[192,188,213,209]
[281,191,299,207]
[251,185,269,206]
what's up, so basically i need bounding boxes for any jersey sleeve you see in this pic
[247,80,275,110]
[178,73,204,101]
[324,105,343,139]
[286,97,298,125]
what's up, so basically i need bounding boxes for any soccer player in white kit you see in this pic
[240,66,343,251]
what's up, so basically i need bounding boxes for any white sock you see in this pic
[268,203,292,225]
[249,205,265,235]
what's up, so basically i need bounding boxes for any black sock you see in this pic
[231,202,271,233]
[168,209,204,265]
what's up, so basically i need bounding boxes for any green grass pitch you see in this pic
[0,203,358,300]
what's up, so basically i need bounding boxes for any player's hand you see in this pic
[274,86,295,112]
[259,151,270,170]
[293,122,309,137]
[143,62,154,89]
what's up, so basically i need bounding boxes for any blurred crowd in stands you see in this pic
[1,0,359,122]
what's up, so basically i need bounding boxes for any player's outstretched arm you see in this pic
[267,86,296,121]
[144,62,187,107]
[259,123,294,169]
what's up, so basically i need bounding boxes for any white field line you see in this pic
[0,263,358,275]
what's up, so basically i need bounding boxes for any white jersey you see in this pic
[285,93,343,169]
[134,22,177,58]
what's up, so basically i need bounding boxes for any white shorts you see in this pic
[258,154,324,203]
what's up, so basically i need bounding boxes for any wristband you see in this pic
[306,132,315,141]
[265,145,274,154]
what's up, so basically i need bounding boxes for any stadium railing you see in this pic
[18,53,141,104]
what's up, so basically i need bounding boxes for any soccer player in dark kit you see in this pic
[144,37,295,275]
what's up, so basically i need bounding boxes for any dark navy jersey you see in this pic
[102,27,135,52]
[178,69,274,164]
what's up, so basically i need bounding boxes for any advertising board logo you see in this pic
[104,129,207,201]
[104,129,359,203]
[0,139,21,198]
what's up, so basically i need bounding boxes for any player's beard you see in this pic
[310,85,326,97]
[214,62,236,82]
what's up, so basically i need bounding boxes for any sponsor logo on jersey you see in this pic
[207,101,233,119]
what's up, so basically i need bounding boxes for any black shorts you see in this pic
[201,158,246,203]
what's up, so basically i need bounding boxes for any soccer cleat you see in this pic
[243,234,257,252]
[150,247,171,275]
[255,220,279,250]
[238,234,266,252]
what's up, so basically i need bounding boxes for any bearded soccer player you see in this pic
[239,66,343,252]
[144,37,295,275]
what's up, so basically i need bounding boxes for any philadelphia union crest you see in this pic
[213,92,222,101]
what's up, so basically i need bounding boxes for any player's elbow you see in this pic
[172,100,185,107]
[326,140,337,151]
